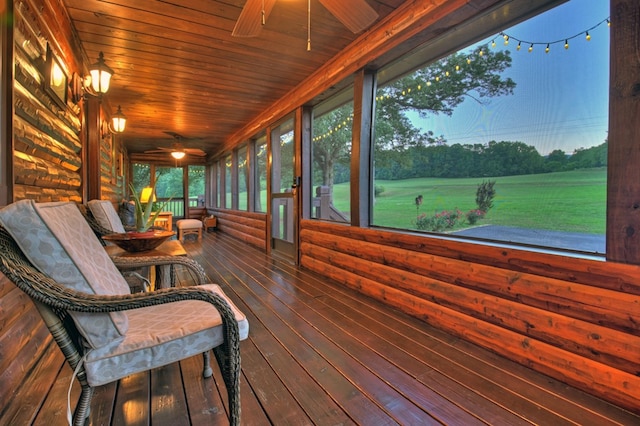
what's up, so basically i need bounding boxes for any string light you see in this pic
[498,17,607,54]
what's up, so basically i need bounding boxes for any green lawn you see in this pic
[331,168,606,234]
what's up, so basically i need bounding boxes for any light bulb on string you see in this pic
[545,44,550,53]
[503,34,509,45]
[564,40,569,49]
[607,19,610,27]
[528,44,533,53]
[491,39,496,48]
[585,31,591,41]
[517,42,521,51]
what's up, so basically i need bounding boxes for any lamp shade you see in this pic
[88,52,114,95]
[171,151,186,160]
[140,187,156,204]
[111,105,126,133]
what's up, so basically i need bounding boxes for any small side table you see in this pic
[203,216,217,232]
[105,239,187,290]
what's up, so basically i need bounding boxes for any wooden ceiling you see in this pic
[61,0,406,160]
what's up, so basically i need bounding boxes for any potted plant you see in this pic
[130,183,170,234]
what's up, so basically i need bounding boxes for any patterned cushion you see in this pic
[87,199,126,233]
[84,284,249,386]
[0,200,130,348]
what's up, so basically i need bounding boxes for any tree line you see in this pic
[373,139,607,180]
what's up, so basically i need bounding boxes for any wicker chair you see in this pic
[0,201,247,425]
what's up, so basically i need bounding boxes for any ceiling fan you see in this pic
[144,132,207,159]
[232,0,378,38]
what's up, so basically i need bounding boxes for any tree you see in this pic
[375,44,516,152]
[312,103,353,189]
[313,43,517,185]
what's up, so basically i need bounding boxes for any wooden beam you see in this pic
[607,0,640,264]
[351,70,375,227]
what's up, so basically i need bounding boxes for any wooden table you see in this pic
[155,211,173,231]
[105,239,187,290]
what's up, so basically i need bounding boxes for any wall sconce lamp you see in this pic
[110,105,127,133]
[171,150,186,160]
[84,52,114,96]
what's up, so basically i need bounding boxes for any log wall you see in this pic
[210,208,267,251]
[13,0,125,204]
[300,219,640,414]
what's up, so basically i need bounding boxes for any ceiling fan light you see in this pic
[171,151,186,160]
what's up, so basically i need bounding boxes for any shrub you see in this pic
[416,209,463,232]
[476,180,496,213]
[466,209,485,225]
[375,185,385,197]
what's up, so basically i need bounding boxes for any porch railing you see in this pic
[158,196,203,219]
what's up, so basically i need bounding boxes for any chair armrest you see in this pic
[111,255,208,285]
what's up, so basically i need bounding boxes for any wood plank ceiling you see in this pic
[62,0,406,160]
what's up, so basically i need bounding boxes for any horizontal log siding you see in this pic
[211,209,267,251]
[299,219,640,414]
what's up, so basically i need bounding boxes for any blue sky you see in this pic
[413,0,610,156]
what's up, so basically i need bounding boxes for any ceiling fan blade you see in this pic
[185,148,207,156]
[232,0,277,37]
[318,0,378,33]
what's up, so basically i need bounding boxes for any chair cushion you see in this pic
[84,284,249,386]
[177,219,202,229]
[0,200,130,348]
[88,199,126,233]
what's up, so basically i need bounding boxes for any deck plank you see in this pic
[111,371,150,425]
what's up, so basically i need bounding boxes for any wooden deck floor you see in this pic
[37,232,640,425]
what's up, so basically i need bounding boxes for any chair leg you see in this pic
[203,351,213,378]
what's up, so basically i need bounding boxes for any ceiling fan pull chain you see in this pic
[307,0,311,51]
[261,0,265,25]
